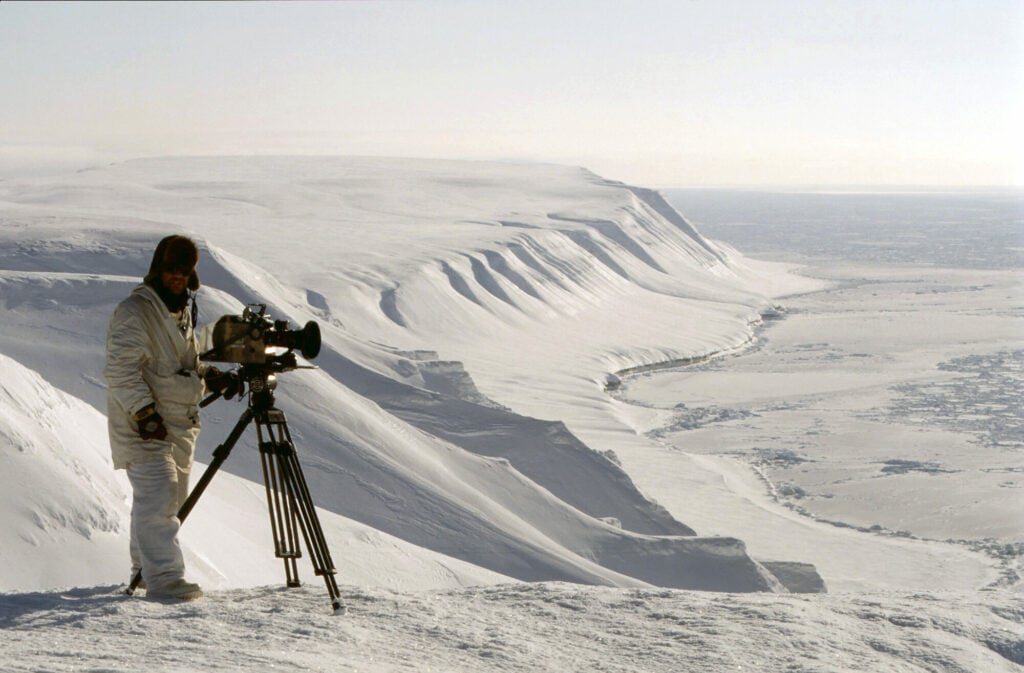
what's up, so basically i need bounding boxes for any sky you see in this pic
[1,0,1022,187]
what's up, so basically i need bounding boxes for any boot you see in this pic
[147,578,203,600]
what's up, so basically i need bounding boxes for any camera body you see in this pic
[201,304,321,365]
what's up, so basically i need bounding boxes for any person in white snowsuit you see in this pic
[105,235,238,600]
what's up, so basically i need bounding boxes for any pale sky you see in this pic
[1,1,1021,186]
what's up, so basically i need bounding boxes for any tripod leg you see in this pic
[256,413,303,587]
[127,408,255,595]
[278,447,344,611]
[257,409,345,613]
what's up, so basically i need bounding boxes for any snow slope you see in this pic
[0,352,507,593]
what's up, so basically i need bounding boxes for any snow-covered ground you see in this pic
[3,583,1021,673]
[0,159,1020,671]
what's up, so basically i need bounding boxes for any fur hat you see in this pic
[144,235,200,291]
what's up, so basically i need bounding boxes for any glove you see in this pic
[133,403,168,441]
[204,367,244,400]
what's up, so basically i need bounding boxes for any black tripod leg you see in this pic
[126,408,254,595]
[278,446,344,612]
[256,415,303,587]
[257,410,344,612]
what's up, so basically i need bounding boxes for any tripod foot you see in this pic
[332,600,346,615]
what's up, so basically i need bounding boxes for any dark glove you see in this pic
[133,403,168,441]
[204,367,244,400]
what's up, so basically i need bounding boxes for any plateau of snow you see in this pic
[0,157,1020,672]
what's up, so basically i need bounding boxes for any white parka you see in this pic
[105,283,208,471]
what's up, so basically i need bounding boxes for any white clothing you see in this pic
[105,281,208,591]
[127,457,190,589]
[105,283,207,471]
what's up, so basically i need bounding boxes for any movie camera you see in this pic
[201,303,321,367]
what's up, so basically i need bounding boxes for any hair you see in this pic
[144,235,200,291]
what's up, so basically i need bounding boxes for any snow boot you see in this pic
[147,579,203,601]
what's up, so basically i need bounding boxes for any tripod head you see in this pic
[200,351,316,409]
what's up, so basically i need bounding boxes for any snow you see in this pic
[0,157,1020,671]
[3,584,1022,673]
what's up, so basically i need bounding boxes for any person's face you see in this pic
[160,266,192,295]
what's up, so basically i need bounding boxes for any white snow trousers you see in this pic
[127,457,191,589]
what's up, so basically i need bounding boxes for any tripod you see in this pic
[126,362,344,613]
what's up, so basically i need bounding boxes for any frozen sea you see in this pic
[621,189,1024,580]
[663,188,1024,269]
